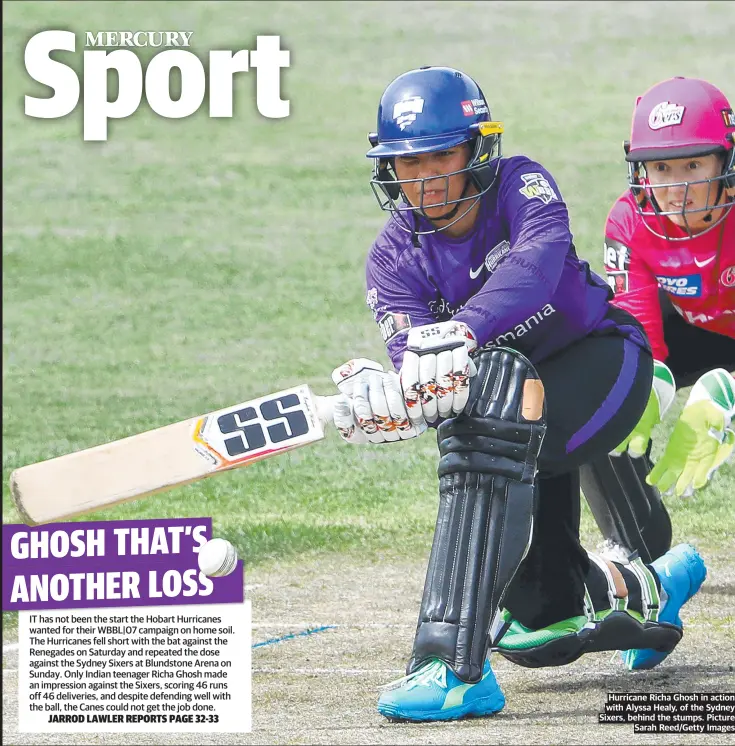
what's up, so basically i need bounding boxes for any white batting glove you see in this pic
[331,358,425,444]
[400,321,478,427]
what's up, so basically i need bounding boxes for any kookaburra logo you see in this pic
[648,101,685,130]
[393,96,424,130]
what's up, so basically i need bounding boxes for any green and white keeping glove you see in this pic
[647,368,735,498]
[613,360,676,457]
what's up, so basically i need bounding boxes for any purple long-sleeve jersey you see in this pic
[365,155,650,371]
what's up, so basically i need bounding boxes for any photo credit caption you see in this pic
[18,603,252,733]
[599,692,735,734]
[24,30,290,140]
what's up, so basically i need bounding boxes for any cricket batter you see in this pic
[329,67,708,722]
[582,77,734,568]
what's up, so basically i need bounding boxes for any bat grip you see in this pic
[315,394,341,428]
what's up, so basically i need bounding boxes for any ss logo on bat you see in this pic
[194,392,312,465]
[217,394,309,456]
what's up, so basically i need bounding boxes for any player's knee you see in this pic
[465,347,545,420]
[437,347,546,480]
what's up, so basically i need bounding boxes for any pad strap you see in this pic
[627,555,661,622]
[588,553,629,613]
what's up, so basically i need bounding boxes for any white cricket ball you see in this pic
[198,538,238,578]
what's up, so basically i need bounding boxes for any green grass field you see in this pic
[3,0,733,586]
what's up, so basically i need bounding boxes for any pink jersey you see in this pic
[603,190,735,361]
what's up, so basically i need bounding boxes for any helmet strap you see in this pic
[701,179,726,223]
[410,213,422,248]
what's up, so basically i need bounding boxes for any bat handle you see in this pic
[315,394,341,428]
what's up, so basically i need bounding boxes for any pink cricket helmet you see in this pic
[626,76,734,163]
[624,77,735,239]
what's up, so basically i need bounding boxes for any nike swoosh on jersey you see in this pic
[693,256,716,267]
[469,264,484,279]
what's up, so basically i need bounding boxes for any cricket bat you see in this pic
[10,385,339,526]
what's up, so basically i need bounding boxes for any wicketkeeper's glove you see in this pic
[647,368,735,498]
[613,360,676,457]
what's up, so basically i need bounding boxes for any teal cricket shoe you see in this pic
[377,656,505,722]
[622,543,707,670]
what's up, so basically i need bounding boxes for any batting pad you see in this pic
[580,451,672,564]
[407,347,547,684]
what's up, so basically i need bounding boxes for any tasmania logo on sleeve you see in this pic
[378,312,412,343]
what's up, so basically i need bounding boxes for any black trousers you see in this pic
[502,316,654,629]
[660,291,735,387]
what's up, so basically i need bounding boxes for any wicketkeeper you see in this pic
[330,67,707,723]
[583,76,734,569]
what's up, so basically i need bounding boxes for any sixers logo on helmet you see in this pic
[721,266,735,288]
[648,101,685,130]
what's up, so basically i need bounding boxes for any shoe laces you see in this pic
[378,658,447,692]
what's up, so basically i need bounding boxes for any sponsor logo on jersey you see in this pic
[365,287,378,311]
[378,312,412,342]
[460,98,488,117]
[677,307,735,324]
[607,271,629,294]
[492,304,556,346]
[659,255,681,268]
[484,239,510,273]
[469,239,511,279]
[693,255,716,268]
[721,266,735,287]
[393,96,424,130]
[428,298,462,318]
[656,273,702,297]
[518,173,558,204]
[603,239,630,271]
[722,109,735,128]
[648,101,685,130]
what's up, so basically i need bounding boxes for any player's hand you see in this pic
[613,360,676,457]
[331,358,425,444]
[400,321,478,428]
[647,368,735,497]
